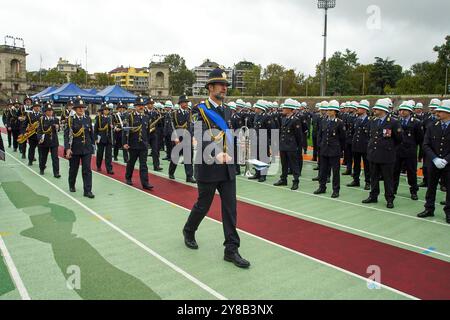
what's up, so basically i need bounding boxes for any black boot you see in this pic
[418,181,427,188]
[274,180,288,187]
[347,180,360,187]
[291,181,299,191]
[314,188,326,195]
[417,210,434,218]
[364,183,371,191]
[411,193,418,201]
[362,197,378,204]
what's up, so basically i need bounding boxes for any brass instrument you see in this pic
[149,114,163,133]
[17,121,39,144]
[237,118,252,177]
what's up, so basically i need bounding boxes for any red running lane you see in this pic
[1,127,449,300]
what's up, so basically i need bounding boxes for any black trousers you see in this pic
[312,135,318,161]
[319,156,340,192]
[394,156,418,194]
[19,138,27,156]
[164,134,172,158]
[96,142,113,172]
[126,148,149,186]
[183,180,240,253]
[7,129,12,147]
[169,140,193,178]
[369,162,395,202]
[344,143,353,172]
[69,153,92,193]
[149,133,160,169]
[28,138,38,163]
[352,152,370,184]
[425,165,450,216]
[113,131,129,162]
[39,146,59,175]
[11,129,19,151]
[280,150,300,182]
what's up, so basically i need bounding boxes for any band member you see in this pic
[94,103,114,174]
[64,98,95,199]
[0,129,4,161]
[183,68,250,269]
[16,100,28,158]
[274,99,303,190]
[37,103,60,178]
[146,98,163,172]
[363,99,403,209]
[169,95,196,183]
[393,101,424,200]
[162,101,174,160]
[418,100,450,223]
[7,100,21,152]
[21,100,42,166]
[314,100,346,198]
[123,97,154,190]
[3,100,13,148]
[347,100,371,190]
[113,101,129,163]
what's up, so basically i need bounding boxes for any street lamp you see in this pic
[317,0,336,97]
[279,76,283,97]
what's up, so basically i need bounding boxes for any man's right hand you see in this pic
[123,144,129,150]
[66,149,73,159]
[215,152,232,164]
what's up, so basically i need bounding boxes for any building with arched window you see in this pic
[0,44,28,101]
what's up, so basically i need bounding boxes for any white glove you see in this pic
[433,158,447,169]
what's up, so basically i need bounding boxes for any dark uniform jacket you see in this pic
[123,112,149,150]
[344,113,357,145]
[367,116,403,164]
[94,115,114,144]
[37,116,60,148]
[64,115,95,155]
[21,111,42,141]
[279,115,303,152]
[7,108,20,131]
[352,115,371,153]
[397,117,424,158]
[423,121,450,164]
[192,100,236,183]
[318,118,346,157]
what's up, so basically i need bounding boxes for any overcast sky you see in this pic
[1,0,449,76]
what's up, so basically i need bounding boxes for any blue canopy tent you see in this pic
[96,85,137,103]
[30,86,57,100]
[85,88,98,95]
[41,83,102,103]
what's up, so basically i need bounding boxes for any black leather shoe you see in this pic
[97,167,102,172]
[347,181,360,187]
[107,171,114,175]
[126,180,133,186]
[183,230,198,250]
[364,183,371,191]
[312,176,319,181]
[54,174,61,179]
[248,175,259,180]
[84,192,95,199]
[274,180,288,187]
[143,184,154,190]
[386,202,394,209]
[21,154,26,159]
[418,181,427,188]
[313,166,319,171]
[411,194,419,201]
[314,188,326,195]
[331,192,339,198]
[291,182,299,191]
[69,187,76,193]
[441,186,447,192]
[258,177,266,183]
[186,177,197,184]
[154,167,163,172]
[28,162,33,166]
[441,201,446,206]
[362,197,378,204]
[224,252,250,269]
[417,210,435,218]
[169,174,175,180]
[342,170,352,176]
[114,157,118,161]
[39,170,44,175]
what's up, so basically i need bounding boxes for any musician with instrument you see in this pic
[16,99,28,158]
[123,97,154,190]
[20,100,42,166]
[64,98,95,199]
[146,98,163,172]
[3,100,13,148]
[112,101,129,163]
[7,100,21,152]
[168,95,196,183]
[37,103,60,178]
[94,103,114,174]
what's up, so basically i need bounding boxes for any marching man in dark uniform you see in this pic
[2,100,12,148]
[418,100,450,223]
[123,97,154,190]
[17,99,29,159]
[64,98,95,199]
[183,68,250,269]
[94,103,114,174]
[274,99,303,191]
[347,100,371,190]
[169,95,196,183]
[146,98,163,172]
[363,99,403,209]
[162,101,174,161]
[7,100,20,152]
[393,101,424,200]
[112,101,129,163]
[37,103,60,178]
[342,102,358,176]
[21,100,42,166]
[314,100,346,198]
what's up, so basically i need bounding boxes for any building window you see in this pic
[14,84,19,91]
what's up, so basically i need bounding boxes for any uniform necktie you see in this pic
[443,123,448,131]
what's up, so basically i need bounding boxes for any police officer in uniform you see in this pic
[363,99,403,209]
[183,68,250,269]
[418,100,450,223]
[94,103,114,174]
[274,99,303,190]
[17,99,29,159]
[393,101,424,200]
[146,98,163,172]
[7,100,20,152]
[342,102,358,176]
[123,97,154,190]
[348,100,371,190]
[37,103,60,178]
[112,101,129,163]
[2,101,12,148]
[64,98,95,198]
[22,100,42,166]
[314,100,346,198]
[169,95,195,183]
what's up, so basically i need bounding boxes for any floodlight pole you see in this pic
[320,7,328,97]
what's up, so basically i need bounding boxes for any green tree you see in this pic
[164,54,196,95]
[70,69,88,85]
[243,65,262,96]
[95,73,115,86]
[434,35,450,94]
[261,63,285,96]
[42,68,67,84]
[369,57,403,95]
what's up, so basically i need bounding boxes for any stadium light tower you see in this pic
[318,0,336,96]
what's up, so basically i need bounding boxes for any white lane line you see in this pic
[6,151,227,301]
[98,162,418,300]
[0,235,31,300]
[237,176,450,228]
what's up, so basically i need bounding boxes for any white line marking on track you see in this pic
[6,151,227,301]
[0,235,31,300]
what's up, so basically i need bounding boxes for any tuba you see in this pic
[237,118,252,177]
